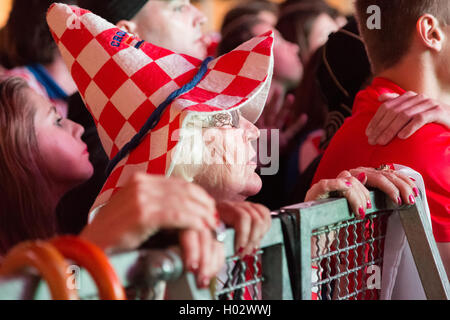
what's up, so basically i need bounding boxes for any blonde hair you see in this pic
[170,113,231,186]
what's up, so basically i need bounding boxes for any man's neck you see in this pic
[378,55,450,104]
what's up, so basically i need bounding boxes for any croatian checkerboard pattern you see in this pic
[47,3,274,209]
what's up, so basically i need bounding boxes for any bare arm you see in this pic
[81,172,224,288]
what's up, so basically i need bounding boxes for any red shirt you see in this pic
[313,77,450,242]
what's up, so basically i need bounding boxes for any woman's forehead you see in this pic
[27,90,53,115]
[160,0,191,6]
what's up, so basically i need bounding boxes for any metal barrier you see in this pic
[0,191,448,300]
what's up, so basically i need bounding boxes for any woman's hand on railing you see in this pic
[348,166,419,207]
[305,173,368,218]
[216,201,272,258]
[306,167,419,219]
[81,172,219,253]
[179,229,225,289]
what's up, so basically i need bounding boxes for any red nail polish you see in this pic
[413,187,419,197]
[201,277,210,288]
[410,177,416,182]
[357,172,366,183]
[346,182,352,187]
[367,200,372,209]
[189,263,199,273]
[237,247,244,254]
[409,195,416,205]
[358,207,366,219]
[397,197,403,206]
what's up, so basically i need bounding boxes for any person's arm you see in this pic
[366,91,450,145]
[256,86,308,153]
[80,172,224,287]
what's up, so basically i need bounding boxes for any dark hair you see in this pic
[316,18,372,150]
[355,0,450,73]
[218,0,278,56]
[0,0,76,69]
[276,0,339,65]
[0,77,56,255]
[290,46,328,142]
[77,0,149,25]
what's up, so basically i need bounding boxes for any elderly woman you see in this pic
[43,3,419,292]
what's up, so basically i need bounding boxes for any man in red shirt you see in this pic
[313,0,450,275]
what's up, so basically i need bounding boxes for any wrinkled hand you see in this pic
[179,229,225,288]
[366,91,450,145]
[256,86,308,152]
[216,201,271,258]
[81,172,218,253]
[305,167,419,219]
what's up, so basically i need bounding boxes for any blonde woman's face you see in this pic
[31,90,93,187]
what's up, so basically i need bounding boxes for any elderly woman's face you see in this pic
[193,116,262,202]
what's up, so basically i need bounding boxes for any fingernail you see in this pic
[201,277,210,288]
[197,277,206,288]
[366,200,372,209]
[358,207,366,219]
[397,197,403,206]
[237,247,244,255]
[413,187,419,197]
[409,177,416,182]
[189,263,199,273]
[409,195,416,205]
[346,182,353,187]
[357,172,366,183]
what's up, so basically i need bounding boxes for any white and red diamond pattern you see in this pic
[47,3,274,209]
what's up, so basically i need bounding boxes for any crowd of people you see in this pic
[0,0,448,299]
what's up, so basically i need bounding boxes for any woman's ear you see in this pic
[416,14,445,52]
[116,20,140,37]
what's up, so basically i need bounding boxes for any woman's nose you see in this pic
[69,120,85,139]
[243,119,260,142]
[290,41,300,55]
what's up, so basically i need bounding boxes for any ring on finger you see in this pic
[376,164,394,171]
[212,228,226,243]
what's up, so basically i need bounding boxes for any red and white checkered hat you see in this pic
[47,3,274,209]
